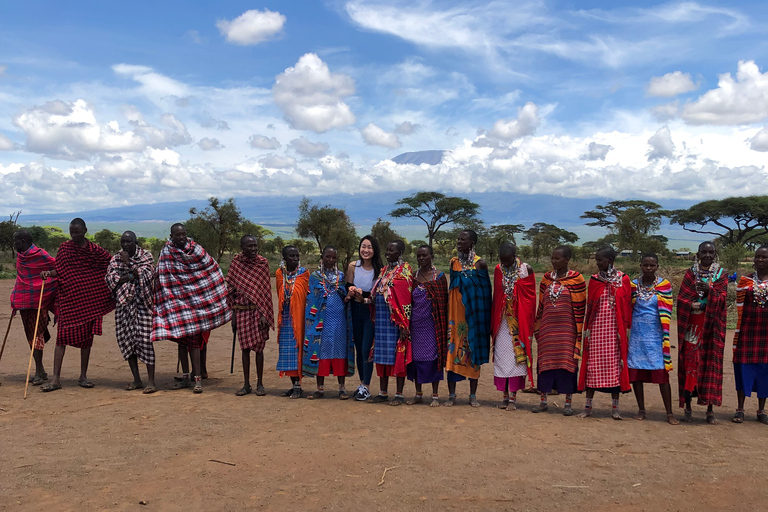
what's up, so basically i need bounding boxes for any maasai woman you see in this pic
[531,245,587,416]
[491,243,536,411]
[345,235,382,402]
[445,230,492,407]
[677,241,727,424]
[577,247,632,420]
[628,254,678,425]
[304,246,354,399]
[371,240,413,406]
[732,246,768,425]
[276,246,309,399]
[406,244,448,407]
[534,246,586,416]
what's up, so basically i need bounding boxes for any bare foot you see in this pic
[429,398,440,407]
[634,410,646,421]
[443,395,456,407]
[506,402,517,411]
[576,409,592,418]
[497,399,509,410]
[469,396,481,408]
[667,413,680,425]
[706,413,718,425]
[406,395,424,406]
[612,410,623,420]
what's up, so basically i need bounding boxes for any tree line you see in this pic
[3,194,767,270]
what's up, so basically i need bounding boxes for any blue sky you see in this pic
[2,0,768,213]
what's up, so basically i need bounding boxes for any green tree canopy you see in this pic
[295,197,358,268]
[0,211,21,254]
[668,195,768,248]
[523,222,578,262]
[187,197,244,261]
[93,229,121,253]
[581,200,665,259]
[371,218,409,255]
[389,191,481,247]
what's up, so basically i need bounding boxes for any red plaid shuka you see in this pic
[226,253,274,352]
[152,239,231,342]
[54,241,115,329]
[423,274,449,368]
[11,244,57,313]
[734,275,768,364]
[676,268,727,407]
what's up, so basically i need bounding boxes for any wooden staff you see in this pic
[0,314,14,368]
[23,279,45,399]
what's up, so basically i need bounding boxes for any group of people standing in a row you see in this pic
[7,219,768,425]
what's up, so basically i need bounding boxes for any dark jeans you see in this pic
[351,301,374,386]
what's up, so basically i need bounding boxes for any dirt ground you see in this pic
[1,278,767,512]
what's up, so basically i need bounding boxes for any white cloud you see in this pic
[13,99,192,160]
[198,137,223,151]
[647,71,698,97]
[186,30,203,44]
[289,136,329,158]
[647,125,675,160]
[113,64,188,99]
[216,9,286,46]
[581,141,613,161]
[394,121,421,135]
[749,128,768,152]
[259,154,296,169]
[360,123,401,149]
[489,102,540,140]
[272,53,356,133]
[678,61,768,125]
[0,133,13,150]
[249,134,281,150]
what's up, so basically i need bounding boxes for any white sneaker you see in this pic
[355,386,371,401]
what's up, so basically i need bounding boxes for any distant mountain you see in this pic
[20,191,700,247]
[391,150,447,165]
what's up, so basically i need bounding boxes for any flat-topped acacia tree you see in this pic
[389,191,481,248]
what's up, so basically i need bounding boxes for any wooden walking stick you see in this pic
[230,317,237,374]
[23,279,45,399]
[0,313,15,368]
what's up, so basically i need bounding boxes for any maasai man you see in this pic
[628,253,678,424]
[10,229,57,385]
[105,231,156,393]
[445,229,492,407]
[677,241,727,424]
[732,245,768,425]
[276,245,309,399]
[491,243,536,411]
[304,246,354,399]
[370,240,413,406]
[227,235,274,396]
[40,218,115,392]
[577,247,632,419]
[534,246,586,416]
[152,223,231,394]
[406,244,448,407]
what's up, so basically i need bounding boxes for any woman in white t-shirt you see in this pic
[345,235,382,401]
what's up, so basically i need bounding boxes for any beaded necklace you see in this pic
[752,272,768,307]
[692,260,720,298]
[319,265,340,297]
[636,276,658,301]
[501,258,520,299]
[458,248,476,272]
[282,266,300,300]
[416,265,437,285]
[547,269,567,306]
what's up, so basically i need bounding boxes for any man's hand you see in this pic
[259,315,269,328]
[695,281,710,297]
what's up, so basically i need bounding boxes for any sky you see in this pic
[2,0,768,214]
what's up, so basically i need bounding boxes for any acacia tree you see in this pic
[581,200,665,259]
[0,211,21,254]
[523,223,578,262]
[669,196,768,248]
[295,197,358,267]
[187,197,243,261]
[389,192,480,247]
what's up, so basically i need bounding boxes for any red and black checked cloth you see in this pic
[11,244,57,312]
[226,253,274,351]
[734,276,768,364]
[54,241,115,329]
[152,239,231,342]
[676,268,727,407]
[424,274,449,368]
